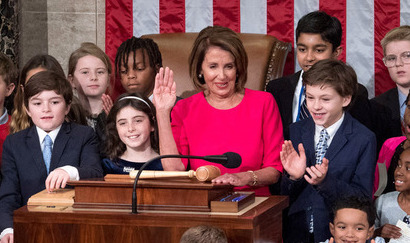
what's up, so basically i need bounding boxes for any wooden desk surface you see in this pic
[14,195,288,243]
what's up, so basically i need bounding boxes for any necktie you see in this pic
[43,135,53,174]
[308,129,330,235]
[299,98,310,120]
[315,129,329,164]
[298,86,310,121]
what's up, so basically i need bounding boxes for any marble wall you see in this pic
[0,0,19,65]
[19,0,105,74]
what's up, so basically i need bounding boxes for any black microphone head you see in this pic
[223,152,242,168]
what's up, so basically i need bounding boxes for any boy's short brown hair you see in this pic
[0,53,17,111]
[24,71,73,109]
[0,53,17,86]
[302,59,358,99]
[381,25,410,56]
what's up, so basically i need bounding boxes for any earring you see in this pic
[198,74,203,79]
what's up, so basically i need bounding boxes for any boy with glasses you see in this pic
[371,25,410,150]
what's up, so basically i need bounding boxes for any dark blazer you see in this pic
[266,71,373,140]
[0,122,103,232]
[266,71,300,140]
[370,87,402,151]
[281,113,376,243]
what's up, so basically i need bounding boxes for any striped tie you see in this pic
[315,129,329,165]
[299,98,310,120]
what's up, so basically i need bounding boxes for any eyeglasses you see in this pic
[383,51,410,67]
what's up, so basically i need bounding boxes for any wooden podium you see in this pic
[70,176,235,212]
[14,177,289,243]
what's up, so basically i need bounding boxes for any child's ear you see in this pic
[64,103,71,116]
[67,74,75,88]
[155,64,160,74]
[332,46,343,59]
[24,104,31,118]
[329,222,335,236]
[342,95,352,108]
[6,83,15,97]
[367,225,375,240]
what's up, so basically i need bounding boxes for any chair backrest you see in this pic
[142,32,291,98]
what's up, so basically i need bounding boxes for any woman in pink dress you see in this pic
[154,26,283,196]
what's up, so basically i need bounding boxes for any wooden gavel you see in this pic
[128,165,221,182]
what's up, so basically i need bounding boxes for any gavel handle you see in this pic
[129,170,195,179]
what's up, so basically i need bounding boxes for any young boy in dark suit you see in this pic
[266,11,370,140]
[0,71,103,242]
[280,59,376,243]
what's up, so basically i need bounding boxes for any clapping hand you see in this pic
[304,157,329,185]
[280,141,307,180]
[153,67,176,112]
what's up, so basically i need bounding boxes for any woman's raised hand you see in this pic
[153,67,176,112]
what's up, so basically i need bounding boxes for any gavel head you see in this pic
[195,165,221,182]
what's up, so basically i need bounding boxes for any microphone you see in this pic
[199,152,242,169]
[131,152,242,213]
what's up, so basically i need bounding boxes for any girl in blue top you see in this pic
[102,93,162,174]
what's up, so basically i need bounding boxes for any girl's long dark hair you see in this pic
[104,93,158,160]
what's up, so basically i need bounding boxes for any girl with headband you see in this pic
[102,93,162,174]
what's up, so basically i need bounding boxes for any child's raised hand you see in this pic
[305,157,329,185]
[102,93,113,115]
[45,168,70,192]
[377,223,401,239]
[280,141,307,180]
[153,67,176,112]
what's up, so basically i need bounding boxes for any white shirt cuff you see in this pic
[0,228,13,240]
[59,165,80,181]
